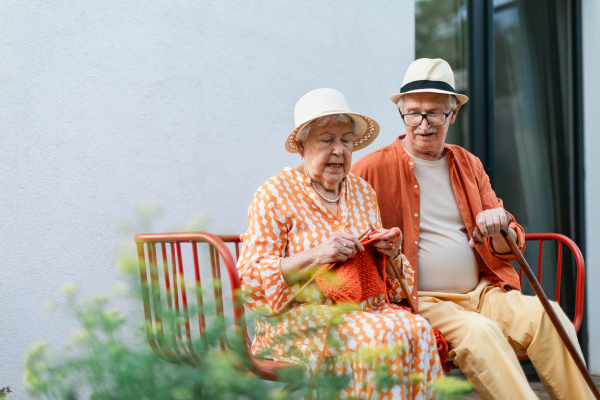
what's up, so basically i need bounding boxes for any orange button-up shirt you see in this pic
[351,137,525,305]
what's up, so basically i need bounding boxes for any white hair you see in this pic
[296,114,357,144]
[396,94,458,113]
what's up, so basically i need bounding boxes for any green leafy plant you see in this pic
[25,286,471,399]
[0,387,11,398]
[23,206,473,399]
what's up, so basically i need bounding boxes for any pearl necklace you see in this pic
[304,165,341,203]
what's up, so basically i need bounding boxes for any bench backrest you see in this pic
[522,233,585,332]
[134,233,247,365]
[134,231,585,375]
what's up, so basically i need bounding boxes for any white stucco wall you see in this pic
[583,0,600,374]
[0,1,414,397]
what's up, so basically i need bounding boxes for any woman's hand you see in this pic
[370,228,402,259]
[280,231,364,286]
[369,228,403,279]
[309,231,365,265]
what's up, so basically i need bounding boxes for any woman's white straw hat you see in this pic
[285,88,380,153]
[389,58,469,105]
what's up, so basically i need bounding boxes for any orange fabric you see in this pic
[237,168,442,399]
[314,227,453,372]
[237,168,416,315]
[351,137,526,305]
[433,328,452,372]
[314,230,397,303]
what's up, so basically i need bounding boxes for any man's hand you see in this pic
[469,208,515,252]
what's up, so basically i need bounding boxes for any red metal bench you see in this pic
[134,231,585,381]
[520,233,585,333]
[134,232,302,393]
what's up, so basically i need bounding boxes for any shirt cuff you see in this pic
[488,220,525,260]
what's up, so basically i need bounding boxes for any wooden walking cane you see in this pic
[475,225,600,398]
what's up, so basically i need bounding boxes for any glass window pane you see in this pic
[494,6,557,235]
[415,0,469,149]
[494,4,563,298]
[494,0,516,7]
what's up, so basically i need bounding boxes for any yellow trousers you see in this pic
[418,280,593,400]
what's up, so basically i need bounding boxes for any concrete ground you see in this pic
[448,368,600,399]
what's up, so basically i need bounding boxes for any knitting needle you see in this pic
[387,259,416,313]
[269,226,374,316]
[367,224,417,313]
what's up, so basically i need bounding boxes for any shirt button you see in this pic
[414,241,418,245]
[409,162,414,166]
[412,296,417,300]
[414,185,418,189]
[414,213,418,218]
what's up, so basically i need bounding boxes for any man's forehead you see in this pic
[402,92,449,110]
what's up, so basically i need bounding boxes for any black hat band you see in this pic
[400,80,456,94]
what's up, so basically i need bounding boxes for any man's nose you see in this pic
[418,115,430,130]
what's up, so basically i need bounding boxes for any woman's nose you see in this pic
[332,141,343,154]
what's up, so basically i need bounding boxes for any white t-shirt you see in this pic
[406,149,480,293]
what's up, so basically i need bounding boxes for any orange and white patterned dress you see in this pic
[238,168,442,399]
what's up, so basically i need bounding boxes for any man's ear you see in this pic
[448,102,462,124]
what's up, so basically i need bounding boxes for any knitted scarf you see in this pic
[314,229,452,372]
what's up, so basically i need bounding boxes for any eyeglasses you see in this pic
[399,107,455,127]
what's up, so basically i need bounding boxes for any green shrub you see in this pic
[23,207,472,399]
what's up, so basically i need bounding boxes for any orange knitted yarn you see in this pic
[433,328,452,372]
[314,244,393,303]
[314,230,398,303]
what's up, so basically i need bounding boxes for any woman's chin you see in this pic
[320,175,346,189]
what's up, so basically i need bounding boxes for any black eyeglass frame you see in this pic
[398,107,455,127]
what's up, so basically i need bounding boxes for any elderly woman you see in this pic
[237,88,442,399]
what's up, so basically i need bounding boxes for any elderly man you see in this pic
[351,58,592,400]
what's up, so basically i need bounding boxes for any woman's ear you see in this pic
[297,140,305,157]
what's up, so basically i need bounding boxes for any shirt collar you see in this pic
[394,135,455,165]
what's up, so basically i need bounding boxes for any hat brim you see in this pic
[389,89,469,105]
[285,111,380,154]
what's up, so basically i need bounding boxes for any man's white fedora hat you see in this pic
[285,88,380,153]
[389,58,469,105]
